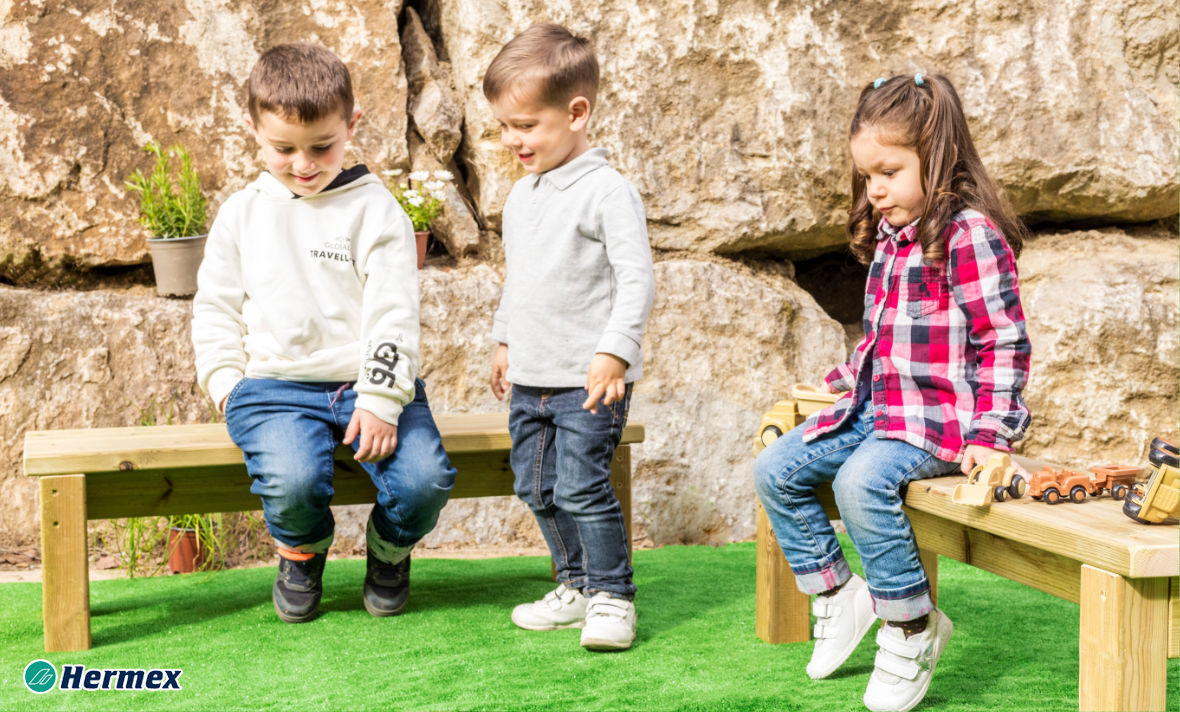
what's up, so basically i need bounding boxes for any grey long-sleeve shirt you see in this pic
[491,148,655,387]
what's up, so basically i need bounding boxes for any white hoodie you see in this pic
[191,170,420,425]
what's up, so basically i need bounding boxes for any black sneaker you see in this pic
[363,551,410,617]
[272,552,326,623]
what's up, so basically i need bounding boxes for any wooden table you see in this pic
[754,399,1178,712]
[24,413,644,652]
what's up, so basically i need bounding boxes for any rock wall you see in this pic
[0,2,1177,554]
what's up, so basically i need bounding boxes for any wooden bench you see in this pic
[23,413,644,652]
[754,396,1179,712]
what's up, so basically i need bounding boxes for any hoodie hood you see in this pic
[247,166,382,200]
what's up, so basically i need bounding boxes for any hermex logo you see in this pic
[23,660,57,694]
[23,660,183,692]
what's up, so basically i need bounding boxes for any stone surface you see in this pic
[436,0,1178,252]
[0,1,408,273]
[400,7,463,165]
[1018,225,1180,465]
[0,257,849,550]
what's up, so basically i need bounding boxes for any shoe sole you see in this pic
[363,597,407,617]
[580,636,633,651]
[273,599,320,623]
[511,617,585,631]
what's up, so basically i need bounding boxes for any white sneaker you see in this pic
[806,574,877,679]
[863,609,954,712]
[579,593,636,651]
[510,584,588,630]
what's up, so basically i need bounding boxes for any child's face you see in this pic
[490,91,590,174]
[850,126,926,227]
[247,108,361,196]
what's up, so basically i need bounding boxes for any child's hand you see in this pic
[218,395,228,416]
[960,444,1003,475]
[344,407,398,462]
[490,343,511,400]
[583,353,627,413]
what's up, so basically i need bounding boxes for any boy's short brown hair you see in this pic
[482,24,599,109]
[247,43,354,124]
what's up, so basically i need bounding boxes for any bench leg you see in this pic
[1079,564,1168,711]
[39,475,91,651]
[919,548,938,606]
[611,444,633,560]
[1170,577,1178,660]
[756,500,810,643]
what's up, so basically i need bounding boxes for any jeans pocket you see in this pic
[224,378,250,414]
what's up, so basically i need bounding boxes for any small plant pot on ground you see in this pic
[147,234,207,297]
[167,527,208,574]
[414,230,429,269]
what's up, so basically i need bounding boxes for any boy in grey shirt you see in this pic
[484,23,655,651]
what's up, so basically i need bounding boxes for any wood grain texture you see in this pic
[39,475,90,651]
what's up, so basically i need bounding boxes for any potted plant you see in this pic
[384,168,453,268]
[125,141,209,297]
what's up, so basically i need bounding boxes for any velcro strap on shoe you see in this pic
[876,627,922,659]
[812,600,837,618]
[874,648,921,681]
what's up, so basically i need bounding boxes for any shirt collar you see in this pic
[535,147,608,191]
[877,216,921,244]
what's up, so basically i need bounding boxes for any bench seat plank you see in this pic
[24,416,644,477]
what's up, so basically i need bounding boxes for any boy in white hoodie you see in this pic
[192,43,455,623]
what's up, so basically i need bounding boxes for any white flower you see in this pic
[381,168,404,177]
[403,189,421,199]
[406,193,425,207]
[432,169,454,181]
[423,180,445,192]
[408,170,430,182]
[431,190,447,201]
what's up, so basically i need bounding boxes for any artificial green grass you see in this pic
[1,540,1176,711]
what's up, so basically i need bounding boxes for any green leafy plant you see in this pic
[125,141,208,238]
[384,168,454,232]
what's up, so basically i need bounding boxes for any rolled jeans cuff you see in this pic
[871,588,934,622]
[367,516,412,565]
[274,533,333,555]
[792,556,852,595]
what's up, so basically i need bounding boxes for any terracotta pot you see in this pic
[147,234,207,297]
[167,527,207,574]
[414,230,429,269]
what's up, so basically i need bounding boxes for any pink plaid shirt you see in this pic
[804,209,1031,462]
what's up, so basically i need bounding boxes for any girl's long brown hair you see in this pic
[846,74,1027,265]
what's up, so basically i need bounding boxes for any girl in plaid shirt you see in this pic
[754,73,1031,712]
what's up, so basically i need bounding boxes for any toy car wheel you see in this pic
[993,486,1007,502]
[1044,488,1061,505]
[1069,485,1087,503]
[1148,441,1179,468]
[1008,475,1027,499]
[760,425,783,448]
[1111,484,1128,500]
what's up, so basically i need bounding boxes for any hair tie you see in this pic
[873,77,886,89]
[914,73,925,86]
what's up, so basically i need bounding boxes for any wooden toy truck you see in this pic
[952,452,1027,506]
[1028,466,1096,504]
[1088,464,1142,500]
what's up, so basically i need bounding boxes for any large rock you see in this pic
[1019,225,1179,465]
[0,1,408,275]
[436,0,1178,253]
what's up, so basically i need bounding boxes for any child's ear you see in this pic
[242,112,256,133]
[568,97,591,132]
[346,108,364,139]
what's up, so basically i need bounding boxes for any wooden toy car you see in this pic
[1027,466,1095,504]
[752,385,843,456]
[952,452,1027,506]
[1123,438,1180,524]
[1087,464,1142,500]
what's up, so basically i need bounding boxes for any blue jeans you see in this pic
[753,398,957,621]
[509,385,635,599]
[225,377,456,553]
